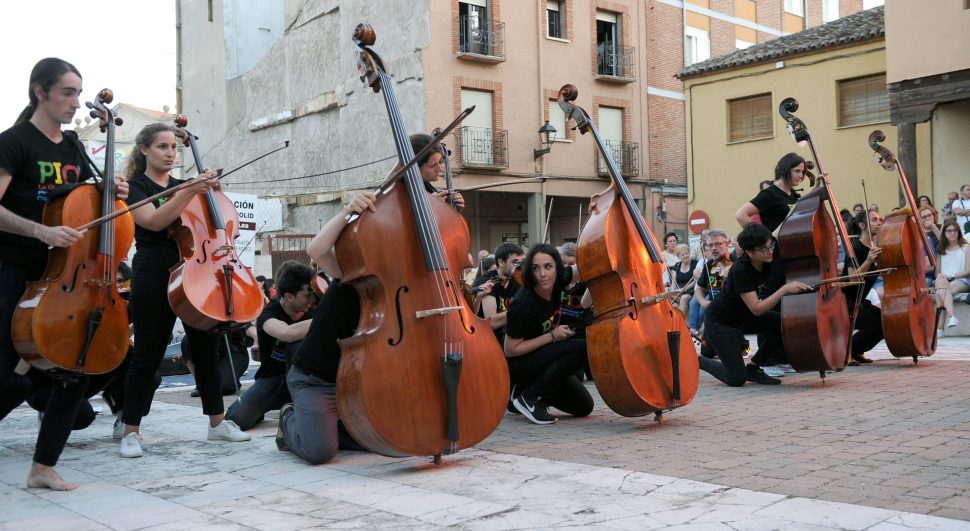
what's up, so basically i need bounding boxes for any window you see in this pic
[838,74,889,127]
[548,100,567,141]
[547,1,564,39]
[728,94,773,143]
[459,0,490,55]
[596,10,622,76]
[685,27,711,66]
[784,0,804,16]
[461,88,495,165]
[823,0,840,22]
[735,39,754,51]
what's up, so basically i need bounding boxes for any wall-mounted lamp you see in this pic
[533,120,558,160]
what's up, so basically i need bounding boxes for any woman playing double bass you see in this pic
[842,210,884,364]
[0,58,127,490]
[118,123,250,459]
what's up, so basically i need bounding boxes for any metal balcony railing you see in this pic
[457,127,508,169]
[596,45,636,80]
[458,16,506,61]
[597,140,639,177]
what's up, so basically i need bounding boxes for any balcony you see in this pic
[597,141,639,177]
[457,16,506,63]
[457,127,508,169]
[595,45,636,82]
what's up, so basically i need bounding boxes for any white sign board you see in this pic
[224,192,259,268]
[86,140,133,173]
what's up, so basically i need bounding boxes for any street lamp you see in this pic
[533,120,558,160]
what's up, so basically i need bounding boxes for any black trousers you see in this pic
[0,262,89,466]
[851,301,884,356]
[506,338,593,417]
[123,267,223,426]
[699,311,783,387]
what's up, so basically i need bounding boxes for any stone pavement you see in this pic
[1,337,969,530]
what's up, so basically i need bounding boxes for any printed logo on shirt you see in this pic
[34,160,82,202]
[540,310,561,334]
[270,341,286,363]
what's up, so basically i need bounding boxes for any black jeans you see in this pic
[700,311,783,387]
[123,267,223,426]
[0,262,89,466]
[506,338,593,417]
[851,301,884,356]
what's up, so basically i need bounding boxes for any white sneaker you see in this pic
[208,420,252,442]
[938,328,945,338]
[762,365,785,378]
[120,432,143,458]
[776,364,797,374]
[112,419,124,440]
[946,316,960,328]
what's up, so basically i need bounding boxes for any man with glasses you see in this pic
[476,242,525,345]
[699,223,812,386]
[692,229,733,340]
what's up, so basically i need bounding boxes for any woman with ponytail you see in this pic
[0,57,128,490]
[117,123,251,459]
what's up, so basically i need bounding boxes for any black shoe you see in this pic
[851,353,873,364]
[512,395,557,424]
[746,364,781,385]
[507,385,520,415]
[276,403,293,451]
[190,389,200,398]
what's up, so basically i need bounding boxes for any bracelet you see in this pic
[549,331,556,343]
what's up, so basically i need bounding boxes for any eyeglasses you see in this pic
[921,214,933,219]
[754,242,776,253]
[945,228,960,233]
[706,241,729,249]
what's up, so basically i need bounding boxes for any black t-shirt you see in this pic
[506,280,585,341]
[841,238,876,310]
[255,299,315,379]
[0,123,92,270]
[290,280,360,383]
[476,277,521,343]
[750,184,799,233]
[706,254,772,327]
[671,259,698,288]
[697,258,731,299]
[127,173,183,271]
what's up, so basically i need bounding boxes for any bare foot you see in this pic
[27,462,78,491]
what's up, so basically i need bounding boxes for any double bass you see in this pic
[168,115,264,331]
[867,130,940,362]
[335,24,509,460]
[13,89,134,374]
[777,98,857,377]
[560,84,699,419]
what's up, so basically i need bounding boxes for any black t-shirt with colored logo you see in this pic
[0,122,92,270]
[506,279,587,341]
[705,254,771,328]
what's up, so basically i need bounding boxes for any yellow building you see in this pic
[678,6,930,237]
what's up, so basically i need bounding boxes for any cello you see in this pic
[777,98,857,377]
[867,130,940,362]
[13,88,134,374]
[334,24,509,460]
[560,84,699,419]
[168,115,264,331]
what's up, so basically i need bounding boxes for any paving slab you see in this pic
[0,337,968,529]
